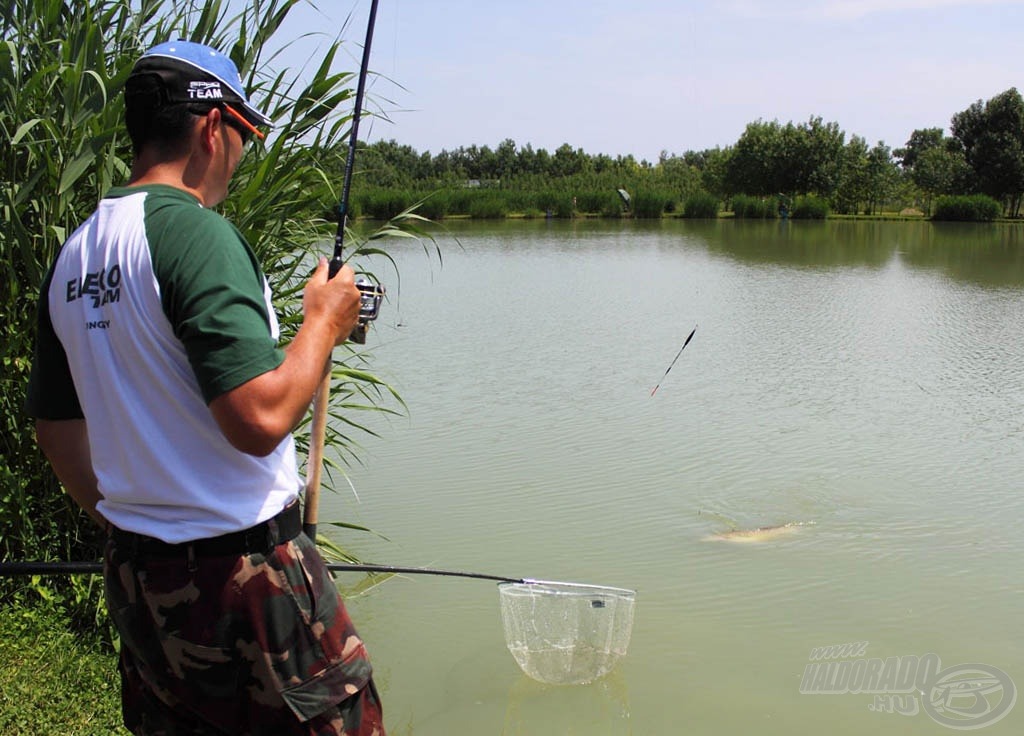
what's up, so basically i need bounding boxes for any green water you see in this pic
[324,219,1024,734]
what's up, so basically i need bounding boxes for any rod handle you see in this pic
[328,253,369,344]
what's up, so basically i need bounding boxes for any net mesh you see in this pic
[498,581,636,685]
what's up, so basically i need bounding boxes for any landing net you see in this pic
[498,580,636,685]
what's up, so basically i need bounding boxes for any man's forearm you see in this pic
[35,419,106,527]
[208,319,337,457]
[208,257,361,457]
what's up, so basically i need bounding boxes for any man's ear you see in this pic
[198,107,223,154]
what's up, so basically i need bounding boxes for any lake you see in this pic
[322,218,1024,734]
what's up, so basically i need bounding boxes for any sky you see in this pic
[269,0,1024,162]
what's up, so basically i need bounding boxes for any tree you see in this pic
[912,145,969,215]
[552,143,587,177]
[591,153,614,173]
[894,129,971,214]
[895,127,944,171]
[723,119,781,196]
[802,117,845,199]
[494,138,518,179]
[834,135,870,214]
[361,139,421,186]
[700,147,730,199]
[951,88,1024,216]
[722,117,845,200]
[864,142,898,215]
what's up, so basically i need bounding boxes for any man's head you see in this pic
[125,40,271,156]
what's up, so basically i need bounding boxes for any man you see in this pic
[26,41,384,735]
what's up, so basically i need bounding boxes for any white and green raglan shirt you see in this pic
[27,184,301,543]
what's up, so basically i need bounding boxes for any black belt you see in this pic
[111,501,302,559]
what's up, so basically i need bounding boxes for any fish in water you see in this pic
[703,521,807,543]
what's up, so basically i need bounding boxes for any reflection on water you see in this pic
[330,219,1024,735]
[702,219,895,268]
[502,673,631,734]
[903,222,1024,286]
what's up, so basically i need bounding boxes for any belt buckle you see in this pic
[244,521,275,554]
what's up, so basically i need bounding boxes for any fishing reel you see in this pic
[350,276,385,344]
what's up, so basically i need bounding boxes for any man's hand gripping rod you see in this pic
[304,0,382,541]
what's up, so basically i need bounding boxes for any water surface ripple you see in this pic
[327,219,1024,735]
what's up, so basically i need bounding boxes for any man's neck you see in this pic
[128,153,211,206]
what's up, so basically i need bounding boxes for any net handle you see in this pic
[0,562,634,595]
[0,560,519,581]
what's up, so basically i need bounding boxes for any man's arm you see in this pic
[35,418,105,527]
[208,258,362,457]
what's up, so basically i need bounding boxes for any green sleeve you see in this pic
[25,263,84,420]
[146,197,284,403]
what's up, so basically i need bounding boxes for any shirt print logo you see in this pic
[66,263,121,308]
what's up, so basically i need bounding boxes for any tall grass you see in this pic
[731,195,778,219]
[575,189,622,216]
[683,191,721,218]
[931,194,1002,221]
[354,184,691,219]
[534,189,573,218]
[1,0,420,620]
[632,189,674,218]
[467,192,509,219]
[791,195,830,219]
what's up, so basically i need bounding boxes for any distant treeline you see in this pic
[344,88,1024,222]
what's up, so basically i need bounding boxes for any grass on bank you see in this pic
[0,602,122,735]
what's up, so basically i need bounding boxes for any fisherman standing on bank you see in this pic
[26,41,385,735]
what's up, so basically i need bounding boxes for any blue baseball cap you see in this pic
[129,40,272,129]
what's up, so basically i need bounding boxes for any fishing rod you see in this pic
[650,324,697,397]
[305,0,383,542]
[0,560,522,584]
[329,0,380,284]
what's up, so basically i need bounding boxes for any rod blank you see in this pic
[0,560,522,584]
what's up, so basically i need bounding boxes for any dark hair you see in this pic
[125,72,216,156]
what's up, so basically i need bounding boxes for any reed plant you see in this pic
[683,191,721,218]
[732,195,778,219]
[574,189,621,215]
[356,187,416,220]
[533,189,573,218]
[414,191,449,220]
[502,189,536,215]
[350,161,705,220]
[790,195,830,219]
[467,191,509,219]
[1,0,417,621]
[631,190,674,218]
[444,187,476,215]
[931,194,1002,221]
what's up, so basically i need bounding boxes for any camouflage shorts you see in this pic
[104,530,384,735]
